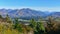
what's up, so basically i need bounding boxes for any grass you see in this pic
[0,23,23,34]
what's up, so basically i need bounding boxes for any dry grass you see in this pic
[0,22,34,34]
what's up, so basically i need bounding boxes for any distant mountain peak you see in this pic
[0,8,60,20]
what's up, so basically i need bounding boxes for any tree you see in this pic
[0,15,2,18]
[5,14,12,23]
[30,19,37,31]
[37,21,45,34]
[13,18,23,32]
[29,18,45,34]
[46,16,57,34]
[13,18,19,29]
[5,14,13,30]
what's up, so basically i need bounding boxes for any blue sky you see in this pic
[0,0,60,11]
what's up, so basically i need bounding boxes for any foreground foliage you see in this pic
[0,15,60,34]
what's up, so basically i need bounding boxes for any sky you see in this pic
[0,0,60,11]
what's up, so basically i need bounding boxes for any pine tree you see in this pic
[38,21,45,34]
[5,14,12,23]
[13,18,23,32]
[46,16,57,34]
[0,15,2,19]
[30,19,37,31]
[30,18,45,34]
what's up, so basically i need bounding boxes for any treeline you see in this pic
[0,15,60,34]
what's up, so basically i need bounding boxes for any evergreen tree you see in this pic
[38,21,45,34]
[30,18,45,34]
[0,15,2,18]
[13,18,23,32]
[30,19,37,32]
[5,14,12,23]
[46,16,57,34]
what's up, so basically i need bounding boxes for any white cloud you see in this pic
[0,6,60,12]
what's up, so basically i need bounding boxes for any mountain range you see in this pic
[0,8,60,20]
